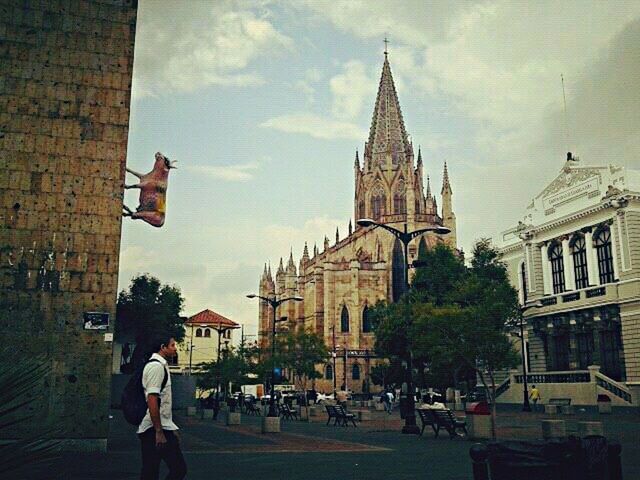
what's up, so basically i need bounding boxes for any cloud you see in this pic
[294,68,323,104]
[330,60,377,120]
[133,2,293,96]
[260,113,367,140]
[187,162,260,182]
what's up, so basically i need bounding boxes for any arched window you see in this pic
[393,180,406,215]
[352,364,360,380]
[415,197,421,214]
[358,200,365,220]
[571,235,589,289]
[549,242,565,294]
[362,306,372,333]
[520,261,528,303]
[340,305,349,333]
[594,227,615,284]
[195,328,202,337]
[370,186,386,220]
[325,364,333,380]
[204,328,211,338]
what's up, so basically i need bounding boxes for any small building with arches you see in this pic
[256,53,456,394]
[175,309,240,374]
[497,153,640,405]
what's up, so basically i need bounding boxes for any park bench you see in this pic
[547,398,573,415]
[432,408,467,438]
[244,400,261,416]
[325,405,357,427]
[417,408,438,436]
[280,403,299,421]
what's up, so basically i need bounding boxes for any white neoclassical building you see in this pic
[495,152,640,406]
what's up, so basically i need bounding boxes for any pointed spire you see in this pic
[441,161,452,195]
[348,220,353,236]
[417,147,422,165]
[426,175,432,199]
[262,263,268,279]
[324,236,329,251]
[335,227,340,244]
[303,242,309,260]
[277,257,284,275]
[366,54,410,169]
[313,243,318,256]
[267,262,272,281]
[354,149,360,169]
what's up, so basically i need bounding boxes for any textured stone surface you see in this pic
[0,0,137,448]
[541,419,566,439]
[261,416,281,433]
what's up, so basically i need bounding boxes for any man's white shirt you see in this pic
[137,353,179,434]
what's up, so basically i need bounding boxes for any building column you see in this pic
[585,230,599,286]
[540,243,552,294]
[562,237,576,291]
[611,217,622,279]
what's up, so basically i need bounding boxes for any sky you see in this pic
[119,0,640,339]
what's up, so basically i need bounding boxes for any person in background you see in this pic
[529,385,542,412]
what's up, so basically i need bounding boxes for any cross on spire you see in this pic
[384,37,389,56]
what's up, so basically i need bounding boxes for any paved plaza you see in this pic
[14,407,640,480]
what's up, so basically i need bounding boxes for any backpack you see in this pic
[121,359,168,426]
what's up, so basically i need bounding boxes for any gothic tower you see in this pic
[441,161,457,248]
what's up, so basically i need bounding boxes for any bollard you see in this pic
[561,405,574,415]
[298,407,309,420]
[202,409,214,419]
[375,402,385,411]
[226,412,241,426]
[261,416,281,433]
[577,421,603,437]
[469,444,490,480]
[544,404,559,415]
[541,419,566,439]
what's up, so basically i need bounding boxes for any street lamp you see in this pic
[357,218,450,435]
[247,293,303,417]
[517,301,543,411]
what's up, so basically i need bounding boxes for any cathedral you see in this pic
[257,53,458,394]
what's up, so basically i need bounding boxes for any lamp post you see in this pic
[331,325,337,396]
[518,301,543,411]
[247,293,303,417]
[357,218,450,435]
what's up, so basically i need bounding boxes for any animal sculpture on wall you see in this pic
[123,152,177,227]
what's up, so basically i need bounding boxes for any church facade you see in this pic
[257,54,457,394]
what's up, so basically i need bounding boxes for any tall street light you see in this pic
[517,301,543,411]
[247,294,303,417]
[357,218,450,435]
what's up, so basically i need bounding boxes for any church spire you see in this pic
[426,175,432,199]
[365,53,410,169]
[441,161,452,195]
[354,149,360,169]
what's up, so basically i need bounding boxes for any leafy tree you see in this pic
[195,343,260,398]
[115,274,185,371]
[370,359,404,388]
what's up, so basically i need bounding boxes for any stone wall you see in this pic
[0,0,137,450]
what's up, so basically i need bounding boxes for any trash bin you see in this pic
[597,394,612,414]
[466,401,491,440]
[398,396,415,419]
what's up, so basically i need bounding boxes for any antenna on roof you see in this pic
[561,73,570,156]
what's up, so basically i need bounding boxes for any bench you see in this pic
[325,405,357,427]
[244,401,261,416]
[280,403,299,421]
[546,398,573,415]
[417,409,438,436]
[431,409,467,438]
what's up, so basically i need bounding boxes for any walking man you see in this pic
[529,385,541,413]
[138,335,187,480]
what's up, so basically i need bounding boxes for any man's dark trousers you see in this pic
[139,428,187,480]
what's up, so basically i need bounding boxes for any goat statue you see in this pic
[123,152,177,227]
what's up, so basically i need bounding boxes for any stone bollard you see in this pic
[262,416,281,433]
[544,404,559,415]
[202,409,214,419]
[577,421,603,437]
[298,407,309,420]
[561,405,574,415]
[360,410,372,421]
[186,406,197,416]
[541,419,566,439]
[226,412,241,426]
[375,402,385,411]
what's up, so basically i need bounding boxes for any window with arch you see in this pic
[340,305,349,333]
[571,235,589,289]
[370,186,386,220]
[393,180,406,215]
[204,328,211,338]
[549,242,565,294]
[520,261,528,303]
[325,364,333,380]
[358,200,365,220]
[195,328,202,337]
[362,306,373,333]
[352,364,360,380]
[415,197,421,214]
[594,227,615,284]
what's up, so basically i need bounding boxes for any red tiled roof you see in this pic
[186,309,240,328]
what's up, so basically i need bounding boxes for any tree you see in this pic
[278,327,328,395]
[195,344,259,399]
[115,274,185,371]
